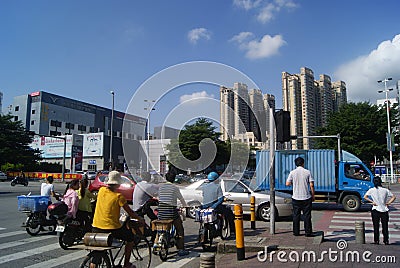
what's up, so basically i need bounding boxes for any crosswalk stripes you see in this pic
[0,229,195,268]
[0,235,52,250]
[324,191,400,243]
[24,251,88,268]
[0,243,58,264]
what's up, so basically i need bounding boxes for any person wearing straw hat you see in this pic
[92,171,144,268]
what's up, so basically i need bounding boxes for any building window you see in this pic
[89,126,96,133]
[66,123,75,130]
[31,120,35,125]
[14,116,18,121]
[78,125,86,131]
[50,130,61,136]
[50,120,62,127]
[15,106,19,111]
[32,110,35,114]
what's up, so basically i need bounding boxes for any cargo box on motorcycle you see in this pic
[48,202,68,216]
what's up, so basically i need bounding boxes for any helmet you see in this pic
[207,172,219,182]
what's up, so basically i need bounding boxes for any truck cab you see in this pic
[337,156,374,212]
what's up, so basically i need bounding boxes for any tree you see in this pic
[0,114,41,170]
[166,118,229,173]
[315,102,389,163]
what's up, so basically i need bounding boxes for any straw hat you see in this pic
[106,171,122,185]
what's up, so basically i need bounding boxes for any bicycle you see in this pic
[80,218,152,268]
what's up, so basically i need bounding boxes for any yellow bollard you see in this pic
[250,196,256,230]
[234,204,245,261]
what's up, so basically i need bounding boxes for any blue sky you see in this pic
[1,0,400,129]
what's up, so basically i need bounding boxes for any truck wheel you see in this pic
[342,195,361,212]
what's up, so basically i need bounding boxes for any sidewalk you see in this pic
[214,183,400,267]
[215,227,399,267]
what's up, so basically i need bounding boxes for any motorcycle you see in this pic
[18,195,57,235]
[196,207,230,251]
[152,208,185,261]
[48,202,87,250]
[11,176,29,186]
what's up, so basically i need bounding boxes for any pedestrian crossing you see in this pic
[0,229,200,268]
[324,192,400,244]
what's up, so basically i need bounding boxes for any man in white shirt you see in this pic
[364,176,396,244]
[40,176,59,202]
[132,172,159,221]
[286,157,315,237]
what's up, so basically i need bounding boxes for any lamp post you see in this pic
[144,99,155,172]
[378,77,394,183]
[109,91,115,171]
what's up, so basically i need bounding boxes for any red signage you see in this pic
[30,91,40,97]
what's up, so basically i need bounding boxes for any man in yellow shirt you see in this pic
[92,171,144,268]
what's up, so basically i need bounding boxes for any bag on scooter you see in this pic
[195,208,217,223]
[48,201,68,216]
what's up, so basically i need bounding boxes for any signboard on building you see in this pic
[83,133,103,157]
[31,135,72,158]
[30,132,104,159]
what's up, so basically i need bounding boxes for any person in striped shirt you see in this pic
[157,170,189,256]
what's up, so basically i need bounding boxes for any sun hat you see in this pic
[106,171,122,185]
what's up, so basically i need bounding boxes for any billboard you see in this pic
[30,133,104,158]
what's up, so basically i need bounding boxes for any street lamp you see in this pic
[144,99,155,172]
[378,77,394,184]
[109,91,115,171]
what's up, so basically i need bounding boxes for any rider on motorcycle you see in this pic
[41,176,60,202]
[156,170,189,256]
[201,172,235,237]
[132,171,159,221]
[63,179,80,219]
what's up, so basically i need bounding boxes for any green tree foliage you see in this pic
[227,140,250,171]
[166,118,229,173]
[0,114,41,170]
[315,102,389,163]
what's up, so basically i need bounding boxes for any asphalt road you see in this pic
[0,180,328,268]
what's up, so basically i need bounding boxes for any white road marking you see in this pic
[0,235,53,250]
[0,243,58,264]
[0,230,26,238]
[154,251,200,268]
[24,250,88,268]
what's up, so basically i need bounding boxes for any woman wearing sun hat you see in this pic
[92,171,144,268]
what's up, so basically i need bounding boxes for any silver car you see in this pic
[0,171,7,182]
[180,178,292,221]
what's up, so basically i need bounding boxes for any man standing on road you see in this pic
[286,157,315,237]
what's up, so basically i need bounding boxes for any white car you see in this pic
[0,171,7,182]
[180,178,292,221]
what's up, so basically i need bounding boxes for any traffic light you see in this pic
[275,110,291,142]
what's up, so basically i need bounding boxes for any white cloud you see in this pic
[335,34,400,103]
[233,0,262,10]
[230,32,286,59]
[187,28,211,44]
[179,91,215,104]
[233,0,298,24]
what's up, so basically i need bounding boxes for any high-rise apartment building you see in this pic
[220,83,275,144]
[0,91,3,115]
[282,67,347,149]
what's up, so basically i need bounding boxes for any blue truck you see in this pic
[256,149,375,212]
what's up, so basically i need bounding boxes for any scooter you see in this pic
[18,195,57,235]
[48,202,87,250]
[196,207,230,251]
[11,176,29,186]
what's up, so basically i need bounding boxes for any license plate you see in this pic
[55,225,65,232]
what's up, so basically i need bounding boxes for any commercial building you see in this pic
[282,67,347,149]
[220,83,275,144]
[10,91,146,172]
